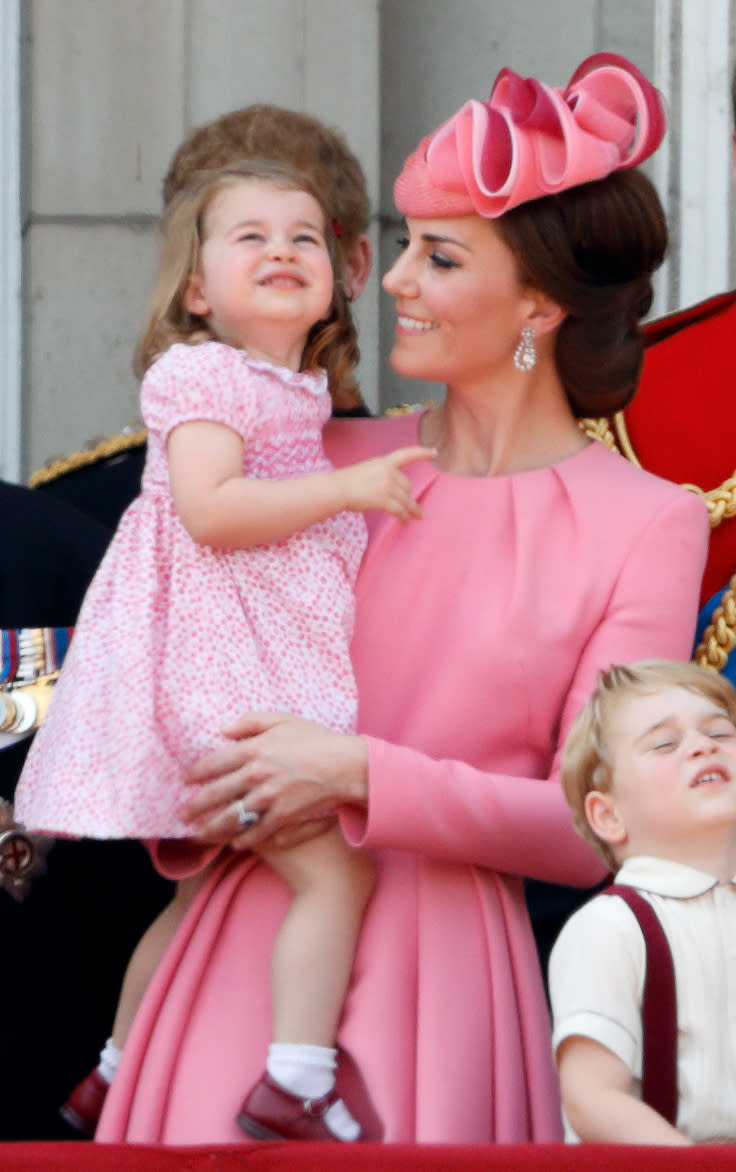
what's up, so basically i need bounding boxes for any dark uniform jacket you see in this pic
[0,471,171,1140]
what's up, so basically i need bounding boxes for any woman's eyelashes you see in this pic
[428,251,459,270]
[394,235,459,270]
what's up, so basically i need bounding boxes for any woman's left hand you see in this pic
[180,712,369,850]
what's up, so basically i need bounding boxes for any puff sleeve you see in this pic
[141,342,258,444]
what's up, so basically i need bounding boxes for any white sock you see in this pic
[266,1042,360,1142]
[323,1098,361,1142]
[97,1038,122,1086]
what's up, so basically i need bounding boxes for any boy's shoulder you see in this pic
[549,881,650,992]
[555,883,647,942]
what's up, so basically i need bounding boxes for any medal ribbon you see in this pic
[0,627,73,684]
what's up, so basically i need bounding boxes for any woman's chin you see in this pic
[389,348,436,382]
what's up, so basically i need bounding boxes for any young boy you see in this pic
[549,659,736,1146]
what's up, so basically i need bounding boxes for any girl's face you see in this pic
[184,179,334,370]
[381,214,536,389]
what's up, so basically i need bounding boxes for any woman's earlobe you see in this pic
[527,293,566,338]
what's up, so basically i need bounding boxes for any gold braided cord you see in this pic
[679,476,736,529]
[28,427,147,488]
[610,411,642,467]
[694,572,736,672]
[384,401,436,416]
[577,417,620,451]
[612,411,736,529]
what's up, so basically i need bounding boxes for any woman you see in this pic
[98,55,709,1145]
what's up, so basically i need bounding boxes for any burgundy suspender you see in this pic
[604,885,678,1126]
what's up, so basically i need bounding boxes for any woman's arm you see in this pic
[557,1036,690,1145]
[167,420,434,548]
[183,488,707,881]
[343,489,708,882]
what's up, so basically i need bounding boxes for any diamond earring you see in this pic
[513,325,537,372]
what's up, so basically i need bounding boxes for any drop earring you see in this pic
[513,325,536,372]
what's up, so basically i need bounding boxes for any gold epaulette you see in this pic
[29,425,147,488]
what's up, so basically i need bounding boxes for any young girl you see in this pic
[15,159,433,1142]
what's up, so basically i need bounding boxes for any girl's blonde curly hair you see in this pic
[135,159,359,409]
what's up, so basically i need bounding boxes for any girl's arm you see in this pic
[557,1036,691,1145]
[167,420,435,547]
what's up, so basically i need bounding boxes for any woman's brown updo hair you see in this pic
[495,168,667,418]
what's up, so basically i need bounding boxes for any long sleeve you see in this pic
[342,484,708,887]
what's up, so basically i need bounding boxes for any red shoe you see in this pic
[237,1072,348,1142]
[60,1068,110,1137]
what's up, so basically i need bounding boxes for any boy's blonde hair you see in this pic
[561,659,736,869]
[135,159,359,408]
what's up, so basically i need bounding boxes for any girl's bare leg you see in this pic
[61,862,217,1135]
[260,828,375,1046]
[111,867,211,1047]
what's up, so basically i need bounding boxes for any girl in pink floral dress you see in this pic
[16,159,433,1142]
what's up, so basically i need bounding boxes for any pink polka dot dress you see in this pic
[15,342,367,838]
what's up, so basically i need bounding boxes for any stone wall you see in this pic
[17,0,736,472]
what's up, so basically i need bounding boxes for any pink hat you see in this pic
[394,53,666,219]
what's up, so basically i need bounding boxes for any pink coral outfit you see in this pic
[97,412,708,1145]
[15,342,365,838]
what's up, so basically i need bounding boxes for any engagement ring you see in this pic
[234,798,260,828]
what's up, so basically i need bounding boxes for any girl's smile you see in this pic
[184,179,334,370]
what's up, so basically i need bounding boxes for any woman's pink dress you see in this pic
[15,342,366,838]
[98,412,709,1144]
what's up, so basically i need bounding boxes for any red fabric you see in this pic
[605,886,677,1126]
[626,291,736,605]
[0,1143,733,1170]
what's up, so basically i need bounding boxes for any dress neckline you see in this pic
[409,409,597,484]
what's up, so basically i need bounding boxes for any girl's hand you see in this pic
[181,712,369,850]
[338,445,436,521]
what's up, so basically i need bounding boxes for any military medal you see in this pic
[0,799,50,901]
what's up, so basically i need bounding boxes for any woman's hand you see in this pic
[181,712,369,851]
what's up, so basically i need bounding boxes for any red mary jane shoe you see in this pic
[60,1068,109,1137]
[237,1072,349,1142]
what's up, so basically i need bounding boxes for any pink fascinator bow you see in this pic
[394,53,666,218]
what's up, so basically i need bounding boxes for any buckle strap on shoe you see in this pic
[302,1088,339,1118]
